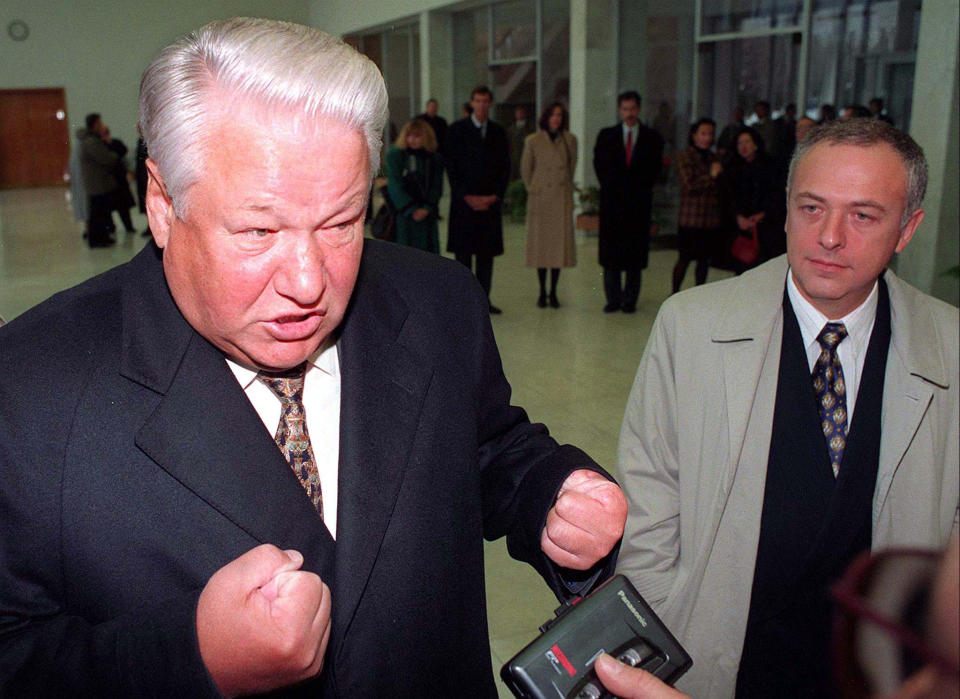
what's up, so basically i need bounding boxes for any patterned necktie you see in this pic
[257,363,323,517]
[812,322,849,478]
[625,128,634,167]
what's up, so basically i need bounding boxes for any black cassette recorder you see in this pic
[501,575,691,699]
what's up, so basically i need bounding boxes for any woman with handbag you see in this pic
[723,127,780,273]
[521,103,578,308]
[672,118,723,293]
[385,119,444,253]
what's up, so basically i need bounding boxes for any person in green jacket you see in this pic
[385,119,444,253]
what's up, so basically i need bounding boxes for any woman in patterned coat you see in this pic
[521,103,578,308]
[672,118,723,292]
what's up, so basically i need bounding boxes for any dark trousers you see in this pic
[455,252,494,299]
[87,194,114,247]
[603,266,642,308]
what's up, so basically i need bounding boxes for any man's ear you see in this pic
[145,159,175,248]
[895,207,924,254]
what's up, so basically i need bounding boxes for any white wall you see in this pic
[0,0,309,153]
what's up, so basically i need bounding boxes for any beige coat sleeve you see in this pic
[615,304,682,609]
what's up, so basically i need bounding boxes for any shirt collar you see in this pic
[786,269,878,353]
[470,114,486,129]
[225,338,339,390]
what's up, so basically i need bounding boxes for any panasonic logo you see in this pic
[618,590,648,627]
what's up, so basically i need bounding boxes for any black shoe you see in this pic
[549,293,560,308]
[603,302,620,313]
[488,304,502,315]
[537,294,547,308]
[621,303,636,314]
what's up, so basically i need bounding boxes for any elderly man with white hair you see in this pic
[0,18,626,697]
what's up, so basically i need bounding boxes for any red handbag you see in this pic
[731,223,759,265]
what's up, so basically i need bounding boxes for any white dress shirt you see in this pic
[471,114,487,139]
[226,343,341,538]
[787,270,879,426]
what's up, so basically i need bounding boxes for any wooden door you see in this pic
[0,88,70,188]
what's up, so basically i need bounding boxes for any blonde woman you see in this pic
[385,119,444,252]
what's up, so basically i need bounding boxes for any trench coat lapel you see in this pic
[874,270,950,520]
[329,248,434,656]
[120,244,335,577]
[710,258,788,498]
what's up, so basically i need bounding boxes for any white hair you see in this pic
[139,17,388,217]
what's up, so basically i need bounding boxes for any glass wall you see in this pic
[691,0,921,131]
[452,0,571,126]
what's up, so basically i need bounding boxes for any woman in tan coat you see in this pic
[522,103,577,308]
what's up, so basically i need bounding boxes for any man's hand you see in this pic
[540,469,627,570]
[594,654,691,699]
[412,207,430,222]
[196,544,331,697]
[464,194,496,211]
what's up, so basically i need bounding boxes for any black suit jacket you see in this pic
[0,240,609,697]
[444,118,511,257]
[592,122,663,269]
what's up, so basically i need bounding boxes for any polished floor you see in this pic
[0,186,731,695]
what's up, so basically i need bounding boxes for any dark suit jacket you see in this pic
[0,240,608,697]
[592,122,663,270]
[445,118,511,257]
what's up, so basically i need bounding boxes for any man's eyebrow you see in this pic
[239,202,275,212]
[794,191,887,211]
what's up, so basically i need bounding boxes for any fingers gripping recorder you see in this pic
[501,576,691,699]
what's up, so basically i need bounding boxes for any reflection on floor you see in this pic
[0,186,731,696]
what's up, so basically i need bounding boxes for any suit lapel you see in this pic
[330,246,434,656]
[120,243,335,577]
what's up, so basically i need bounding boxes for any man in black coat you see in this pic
[593,91,663,313]
[0,19,627,698]
[445,85,511,314]
[414,98,448,156]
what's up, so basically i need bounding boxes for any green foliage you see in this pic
[504,178,527,222]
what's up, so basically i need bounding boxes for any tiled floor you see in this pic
[0,186,731,695]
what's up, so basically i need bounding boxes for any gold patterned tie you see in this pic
[257,363,323,518]
[812,323,848,478]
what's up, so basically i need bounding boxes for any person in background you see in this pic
[445,85,511,314]
[104,126,137,235]
[819,103,838,123]
[79,112,120,248]
[868,97,894,125]
[593,90,663,313]
[68,127,89,238]
[521,102,577,308]
[716,105,745,158]
[414,98,447,157]
[135,137,151,237]
[672,118,723,292]
[385,119,443,253]
[751,100,779,158]
[507,105,535,181]
[724,127,783,266]
[842,104,873,120]
[796,116,817,144]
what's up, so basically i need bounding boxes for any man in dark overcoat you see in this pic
[445,85,511,314]
[593,91,663,313]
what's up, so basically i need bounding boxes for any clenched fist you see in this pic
[541,469,627,570]
[196,544,331,697]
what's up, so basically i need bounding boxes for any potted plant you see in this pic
[575,185,600,231]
